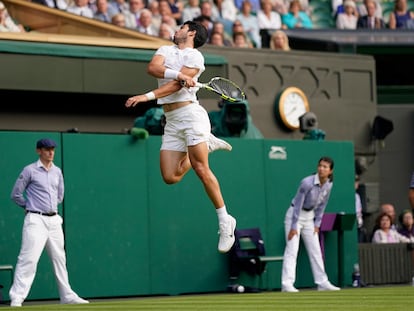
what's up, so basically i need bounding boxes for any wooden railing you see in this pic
[1,0,170,49]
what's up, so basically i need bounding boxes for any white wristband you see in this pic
[145,91,155,101]
[164,69,180,80]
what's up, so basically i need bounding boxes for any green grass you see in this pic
[2,286,413,310]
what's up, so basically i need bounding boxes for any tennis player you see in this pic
[125,20,236,253]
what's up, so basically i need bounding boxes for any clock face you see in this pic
[278,87,309,130]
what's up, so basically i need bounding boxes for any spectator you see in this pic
[397,209,414,241]
[336,0,358,29]
[211,0,238,27]
[281,156,340,292]
[111,12,126,26]
[137,8,159,35]
[123,0,145,29]
[232,31,253,48]
[108,0,129,14]
[166,0,184,24]
[357,0,383,19]
[159,0,178,31]
[409,172,414,211]
[354,175,367,243]
[269,30,290,51]
[257,0,283,31]
[0,1,26,32]
[209,31,225,46]
[8,139,89,307]
[282,0,313,29]
[182,0,201,23]
[94,0,118,23]
[388,0,414,29]
[158,21,174,40]
[211,21,233,46]
[235,0,261,14]
[148,1,162,31]
[357,0,386,29]
[372,212,411,243]
[231,20,254,47]
[67,0,94,18]
[236,0,262,48]
[32,0,69,10]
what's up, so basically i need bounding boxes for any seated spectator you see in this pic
[397,209,414,242]
[94,0,118,23]
[409,171,414,211]
[388,0,414,29]
[32,0,69,10]
[111,12,126,27]
[159,0,178,31]
[231,20,254,47]
[166,0,184,25]
[357,0,386,29]
[137,8,159,35]
[158,22,174,40]
[257,0,283,31]
[357,0,383,19]
[209,31,225,46]
[281,0,312,29]
[354,175,368,243]
[235,0,261,14]
[211,21,233,46]
[0,1,26,32]
[269,30,290,51]
[336,0,358,29]
[212,0,238,28]
[67,0,94,18]
[372,212,411,243]
[236,0,262,48]
[123,0,145,29]
[182,0,201,23]
[148,1,162,31]
[108,0,129,14]
[233,31,253,48]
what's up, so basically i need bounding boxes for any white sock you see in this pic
[216,206,228,223]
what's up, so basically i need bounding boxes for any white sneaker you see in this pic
[317,282,340,291]
[208,134,232,153]
[10,300,22,307]
[218,215,236,253]
[282,286,299,293]
[61,297,90,304]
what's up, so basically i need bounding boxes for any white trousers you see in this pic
[9,213,80,303]
[281,206,329,288]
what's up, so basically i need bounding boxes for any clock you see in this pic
[275,87,310,130]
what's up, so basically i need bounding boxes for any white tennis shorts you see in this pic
[161,103,211,152]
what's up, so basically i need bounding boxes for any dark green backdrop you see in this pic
[0,131,356,301]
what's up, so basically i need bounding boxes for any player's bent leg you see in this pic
[160,150,191,184]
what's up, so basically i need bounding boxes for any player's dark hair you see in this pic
[184,20,208,48]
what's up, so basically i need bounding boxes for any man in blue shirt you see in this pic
[9,138,89,307]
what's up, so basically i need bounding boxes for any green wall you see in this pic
[0,131,356,301]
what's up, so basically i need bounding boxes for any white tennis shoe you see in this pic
[208,134,232,153]
[218,215,236,253]
[317,282,340,291]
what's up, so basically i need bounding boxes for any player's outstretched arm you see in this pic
[125,80,182,108]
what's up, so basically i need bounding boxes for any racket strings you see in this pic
[210,79,245,101]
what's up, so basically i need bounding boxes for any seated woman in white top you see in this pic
[372,212,411,243]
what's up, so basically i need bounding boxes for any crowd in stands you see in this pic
[2,0,414,48]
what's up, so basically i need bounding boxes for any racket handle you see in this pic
[180,80,203,88]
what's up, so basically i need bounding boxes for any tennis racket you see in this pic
[182,77,246,102]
